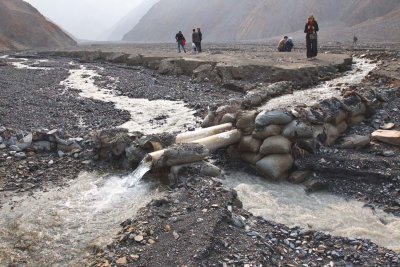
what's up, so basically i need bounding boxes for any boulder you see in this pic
[255,110,293,127]
[260,136,291,155]
[371,130,400,146]
[255,154,294,180]
[252,125,281,140]
[238,136,262,153]
[338,135,370,149]
[282,120,313,139]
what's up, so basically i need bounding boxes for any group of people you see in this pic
[277,36,294,52]
[176,15,320,60]
[277,15,319,59]
[175,28,202,53]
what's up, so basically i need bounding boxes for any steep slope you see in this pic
[0,0,76,51]
[123,0,400,42]
[100,0,160,41]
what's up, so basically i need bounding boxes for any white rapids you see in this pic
[221,172,400,252]
[60,64,197,134]
[0,172,163,266]
[259,58,377,111]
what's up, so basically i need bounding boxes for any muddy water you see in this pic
[222,172,400,252]
[259,58,377,111]
[60,64,196,134]
[0,173,162,266]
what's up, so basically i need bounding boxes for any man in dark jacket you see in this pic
[175,31,186,53]
[192,28,199,52]
[197,28,202,53]
[285,37,294,52]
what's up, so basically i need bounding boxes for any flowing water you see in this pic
[60,64,196,134]
[258,58,377,111]
[125,158,153,188]
[0,172,163,266]
[221,172,400,252]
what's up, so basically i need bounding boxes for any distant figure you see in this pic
[192,28,199,52]
[197,28,203,52]
[353,35,358,47]
[175,31,186,53]
[285,37,294,52]
[304,15,319,59]
[278,36,288,52]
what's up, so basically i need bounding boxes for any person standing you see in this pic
[304,15,319,59]
[192,28,199,52]
[197,28,202,53]
[277,36,288,52]
[175,31,186,53]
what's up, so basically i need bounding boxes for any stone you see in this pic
[130,254,140,260]
[9,145,21,152]
[0,126,6,133]
[380,123,395,130]
[339,135,370,149]
[256,154,294,180]
[383,150,395,157]
[173,231,180,240]
[372,130,400,146]
[0,144,6,149]
[58,151,65,157]
[134,235,144,242]
[33,141,52,152]
[259,136,291,155]
[255,110,293,127]
[14,152,26,159]
[116,256,127,266]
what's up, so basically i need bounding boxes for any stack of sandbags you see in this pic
[219,93,376,181]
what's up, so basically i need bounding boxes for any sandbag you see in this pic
[238,136,262,153]
[339,135,370,149]
[348,115,365,126]
[282,120,313,139]
[336,121,348,134]
[260,136,291,155]
[236,110,257,129]
[220,113,236,124]
[323,123,339,146]
[255,110,293,127]
[256,154,294,180]
[241,153,263,164]
[252,125,281,140]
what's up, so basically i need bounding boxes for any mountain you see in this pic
[0,0,76,51]
[122,0,400,43]
[99,0,160,41]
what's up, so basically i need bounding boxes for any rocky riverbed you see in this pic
[0,44,399,266]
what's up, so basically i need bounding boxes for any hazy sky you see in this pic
[24,0,145,40]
